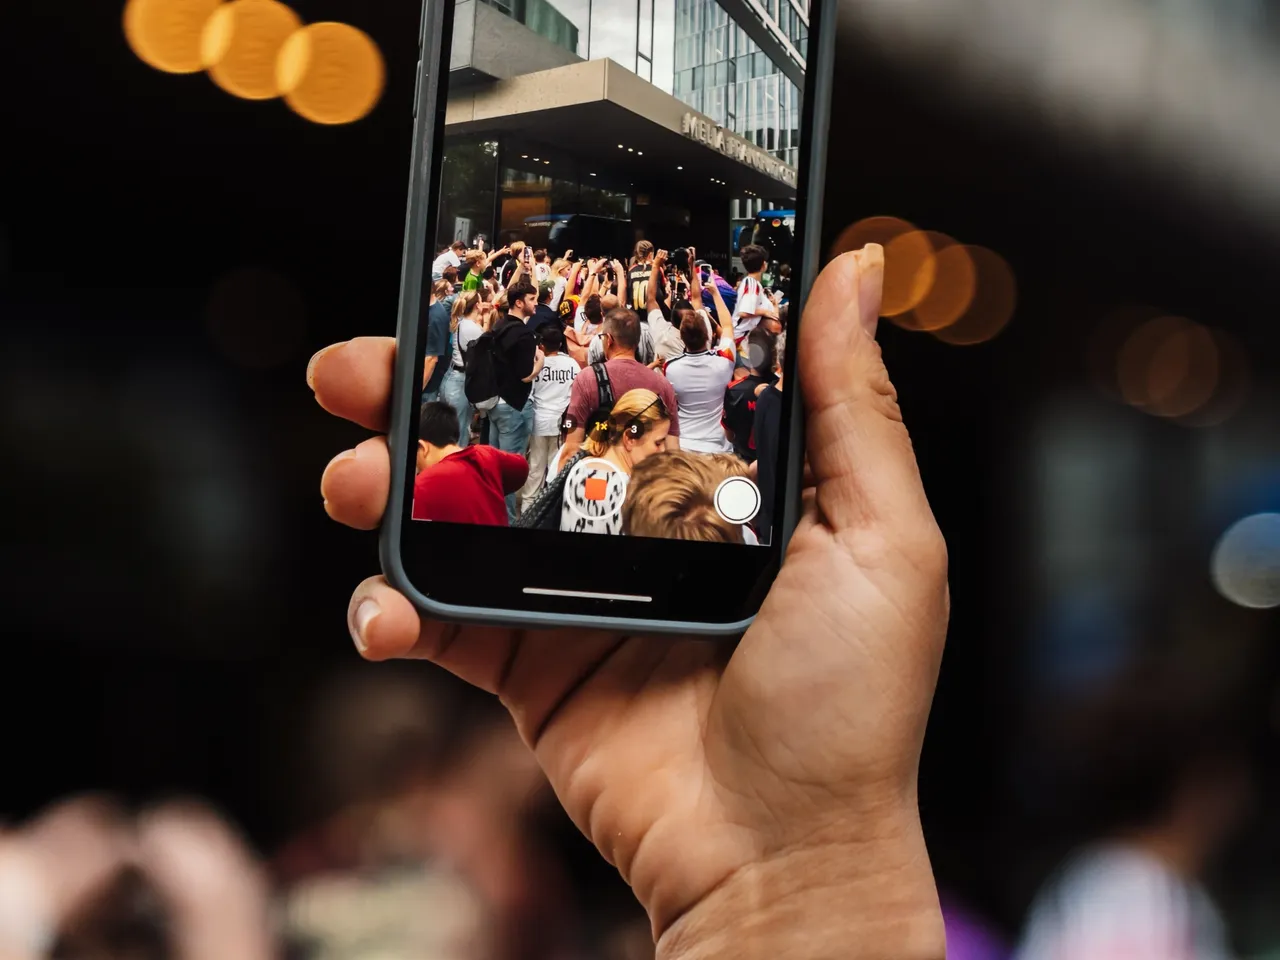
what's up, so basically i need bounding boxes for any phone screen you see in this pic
[410,0,808,555]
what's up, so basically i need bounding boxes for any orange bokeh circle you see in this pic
[931,246,1016,345]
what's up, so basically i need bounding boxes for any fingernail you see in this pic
[855,245,885,339]
[306,342,346,391]
[349,599,379,653]
[326,448,358,471]
[320,449,358,505]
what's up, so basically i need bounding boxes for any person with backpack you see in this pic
[553,307,679,475]
[517,325,579,514]
[475,279,544,520]
[439,291,492,447]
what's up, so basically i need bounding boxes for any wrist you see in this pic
[655,806,943,960]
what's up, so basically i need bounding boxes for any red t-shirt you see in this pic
[412,446,529,525]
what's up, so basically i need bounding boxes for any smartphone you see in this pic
[382,0,836,634]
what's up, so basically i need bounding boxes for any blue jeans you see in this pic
[489,398,534,521]
[438,368,472,447]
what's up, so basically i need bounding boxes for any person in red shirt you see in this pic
[412,401,528,525]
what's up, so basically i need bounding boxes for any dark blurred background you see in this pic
[3,0,1280,957]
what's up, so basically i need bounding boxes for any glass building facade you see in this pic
[442,0,808,253]
[472,0,806,172]
[672,0,805,170]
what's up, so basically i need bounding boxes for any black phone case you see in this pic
[380,0,837,635]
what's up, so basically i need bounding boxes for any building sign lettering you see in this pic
[680,112,798,188]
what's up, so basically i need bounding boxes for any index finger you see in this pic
[307,336,396,432]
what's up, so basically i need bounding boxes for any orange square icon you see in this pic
[584,476,608,501]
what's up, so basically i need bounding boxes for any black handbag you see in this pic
[513,450,588,530]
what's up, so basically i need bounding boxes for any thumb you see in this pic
[799,246,936,539]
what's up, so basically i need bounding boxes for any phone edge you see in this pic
[380,0,837,637]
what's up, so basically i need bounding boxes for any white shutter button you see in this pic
[713,476,761,525]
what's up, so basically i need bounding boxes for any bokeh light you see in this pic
[1116,315,1219,418]
[897,232,975,332]
[1087,304,1163,399]
[931,246,1017,345]
[201,0,303,100]
[1179,328,1250,428]
[1211,513,1280,609]
[829,216,916,262]
[881,230,937,318]
[276,22,386,125]
[124,0,226,74]
[205,267,308,369]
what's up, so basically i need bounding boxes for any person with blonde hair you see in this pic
[437,291,492,447]
[557,388,670,535]
[422,279,457,402]
[622,451,757,543]
[461,250,487,292]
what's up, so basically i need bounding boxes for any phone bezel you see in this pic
[381,0,836,635]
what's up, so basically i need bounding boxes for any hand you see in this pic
[654,249,668,265]
[565,249,574,259]
[310,245,947,959]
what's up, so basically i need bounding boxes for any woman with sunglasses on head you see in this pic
[560,388,671,535]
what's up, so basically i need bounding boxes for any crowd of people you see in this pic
[416,237,789,543]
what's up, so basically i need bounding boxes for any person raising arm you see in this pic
[644,249,687,363]
[310,246,947,960]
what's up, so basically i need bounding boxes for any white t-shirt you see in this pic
[560,461,628,535]
[732,276,767,342]
[647,307,716,362]
[431,249,461,280]
[662,337,736,453]
[647,307,685,361]
[530,354,579,437]
[549,276,567,312]
[1015,845,1234,960]
[533,262,552,285]
[450,317,484,369]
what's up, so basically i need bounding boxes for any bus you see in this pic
[732,209,795,276]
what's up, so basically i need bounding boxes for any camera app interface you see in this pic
[413,0,808,546]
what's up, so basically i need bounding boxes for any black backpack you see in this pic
[463,329,501,404]
[583,360,615,437]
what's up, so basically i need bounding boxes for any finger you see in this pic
[321,436,390,530]
[307,336,396,431]
[799,246,936,539]
[347,577,517,693]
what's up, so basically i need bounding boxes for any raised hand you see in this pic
[310,245,947,960]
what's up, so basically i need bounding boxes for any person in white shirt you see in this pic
[437,291,493,447]
[519,325,580,511]
[532,248,552,285]
[662,276,737,454]
[1015,667,1254,960]
[645,248,716,363]
[431,241,466,282]
[732,243,779,346]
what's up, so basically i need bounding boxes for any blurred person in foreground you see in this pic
[621,450,757,545]
[275,665,577,960]
[0,796,274,960]
[311,246,952,958]
[1015,665,1257,960]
